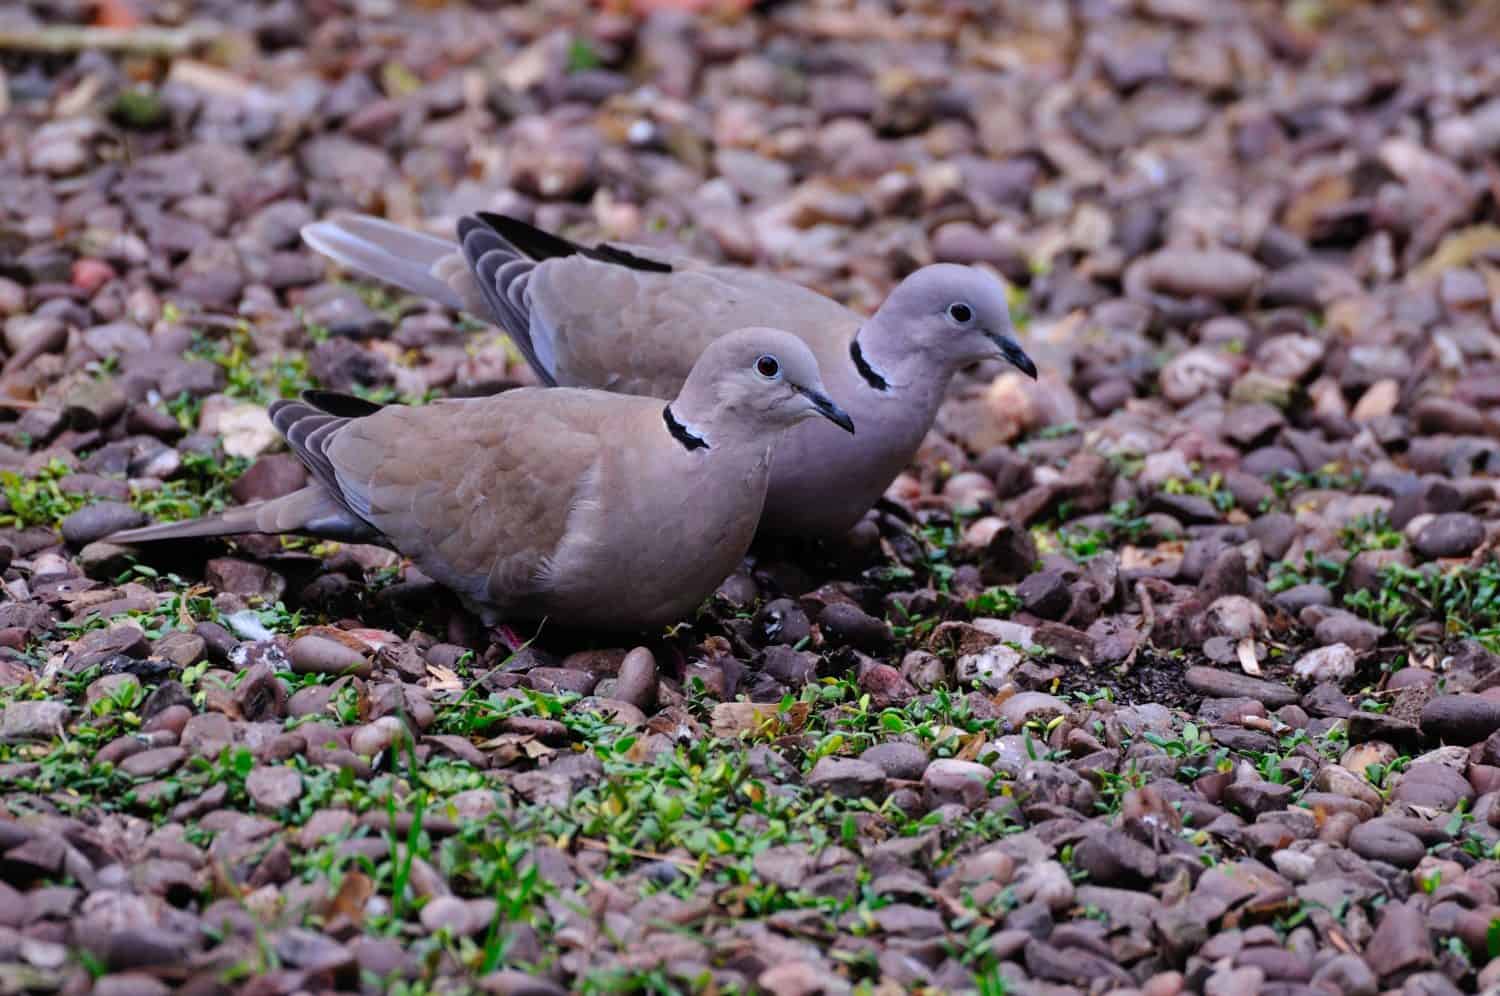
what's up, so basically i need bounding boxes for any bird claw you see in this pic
[487,623,526,654]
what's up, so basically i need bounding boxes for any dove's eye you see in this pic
[755,355,781,378]
[947,302,974,324]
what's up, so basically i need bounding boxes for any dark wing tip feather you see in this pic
[302,390,387,418]
[588,243,673,274]
[473,212,672,274]
[475,212,580,261]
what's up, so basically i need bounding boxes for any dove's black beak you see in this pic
[990,332,1038,379]
[795,385,856,434]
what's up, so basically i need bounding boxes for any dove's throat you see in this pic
[849,319,933,393]
[849,336,890,392]
[662,405,710,451]
[836,321,957,447]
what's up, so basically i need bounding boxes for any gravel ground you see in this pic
[3,0,1500,993]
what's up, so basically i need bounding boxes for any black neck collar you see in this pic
[663,405,709,451]
[850,336,889,391]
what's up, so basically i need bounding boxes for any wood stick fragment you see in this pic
[0,24,216,56]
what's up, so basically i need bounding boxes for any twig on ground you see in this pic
[0,24,216,56]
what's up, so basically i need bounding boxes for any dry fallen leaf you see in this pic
[622,737,654,764]
[177,584,211,630]
[327,869,373,925]
[424,663,463,693]
[1281,173,1352,239]
[710,701,810,739]
[522,738,555,759]
[1413,224,1500,281]
[955,732,989,762]
[476,732,534,766]
[1120,543,1184,572]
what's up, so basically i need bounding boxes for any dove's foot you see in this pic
[487,623,527,654]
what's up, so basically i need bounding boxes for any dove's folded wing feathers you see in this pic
[270,404,345,499]
[300,213,859,401]
[529,257,859,397]
[457,217,555,383]
[321,392,609,616]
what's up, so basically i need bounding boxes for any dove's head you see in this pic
[676,327,855,438]
[878,264,1037,377]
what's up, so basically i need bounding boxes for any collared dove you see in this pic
[301,212,1037,538]
[105,328,854,631]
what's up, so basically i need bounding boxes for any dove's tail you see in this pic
[107,487,378,545]
[301,214,470,313]
[301,213,557,384]
[107,505,267,543]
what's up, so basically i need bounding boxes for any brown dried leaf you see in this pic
[177,584,211,630]
[1281,173,1352,239]
[955,732,989,762]
[425,663,463,693]
[647,706,705,741]
[521,738,555,759]
[476,732,531,766]
[1413,224,1500,281]
[710,701,810,739]
[327,869,372,924]
[1120,543,1183,572]
[622,737,654,764]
